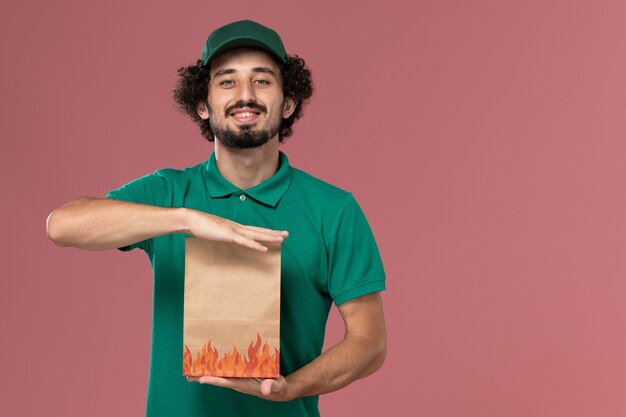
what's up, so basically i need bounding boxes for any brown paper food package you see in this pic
[182,237,281,378]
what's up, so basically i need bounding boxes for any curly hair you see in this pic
[172,53,313,142]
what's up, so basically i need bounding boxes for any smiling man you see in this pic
[47,20,386,417]
[196,48,295,151]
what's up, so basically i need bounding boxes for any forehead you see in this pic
[209,48,281,77]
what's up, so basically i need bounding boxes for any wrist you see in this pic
[283,375,304,400]
[176,207,197,234]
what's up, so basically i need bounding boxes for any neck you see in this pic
[214,137,280,190]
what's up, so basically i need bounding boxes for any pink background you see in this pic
[2,1,626,416]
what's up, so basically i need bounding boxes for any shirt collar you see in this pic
[204,151,292,208]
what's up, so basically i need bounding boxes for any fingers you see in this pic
[243,225,289,237]
[191,211,289,251]
[197,376,231,386]
[227,224,289,252]
[188,376,288,401]
[193,375,262,395]
[230,233,270,252]
[238,226,288,242]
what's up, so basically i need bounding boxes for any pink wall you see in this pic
[2,0,626,416]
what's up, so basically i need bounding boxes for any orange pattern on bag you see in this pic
[183,333,279,378]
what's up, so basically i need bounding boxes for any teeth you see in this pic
[235,112,256,117]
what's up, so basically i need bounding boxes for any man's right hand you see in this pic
[46,197,287,251]
[187,210,287,252]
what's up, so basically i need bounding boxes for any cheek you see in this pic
[207,98,228,116]
[270,96,286,115]
[207,88,230,106]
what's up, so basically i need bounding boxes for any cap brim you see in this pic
[203,37,287,66]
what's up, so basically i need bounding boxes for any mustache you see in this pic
[224,101,267,117]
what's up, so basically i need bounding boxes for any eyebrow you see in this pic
[213,68,236,77]
[252,67,276,76]
[213,67,277,77]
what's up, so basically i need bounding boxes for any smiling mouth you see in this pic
[232,111,260,117]
[230,110,262,124]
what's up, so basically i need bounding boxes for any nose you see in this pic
[236,80,256,103]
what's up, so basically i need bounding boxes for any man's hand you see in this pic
[46,197,288,251]
[186,293,386,401]
[187,375,293,402]
[187,210,288,252]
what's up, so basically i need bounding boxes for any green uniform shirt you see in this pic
[106,151,386,417]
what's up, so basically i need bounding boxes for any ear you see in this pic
[282,97,297,119]
[196,101,210,120]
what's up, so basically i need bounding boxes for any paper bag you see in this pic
[182,237,281,378]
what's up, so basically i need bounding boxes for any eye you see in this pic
[254,79,270,86]
[219,79,235,87]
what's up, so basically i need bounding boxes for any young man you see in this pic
[47,20,387,417]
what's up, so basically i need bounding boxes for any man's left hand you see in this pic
[187,375,293,402]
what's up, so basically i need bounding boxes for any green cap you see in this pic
[200,20,287,67]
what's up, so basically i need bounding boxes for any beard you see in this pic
[209,101,282,149]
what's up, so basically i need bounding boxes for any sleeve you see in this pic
[104,172,169,255]
[327,194,386,306]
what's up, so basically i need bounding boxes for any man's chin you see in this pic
[215,131,271,149]
[232,122,257,130]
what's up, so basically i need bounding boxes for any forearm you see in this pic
[46,197,190,250]
[285,332,386,399]
[189,294,385,400]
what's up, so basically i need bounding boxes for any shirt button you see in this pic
[239,194,247,201]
